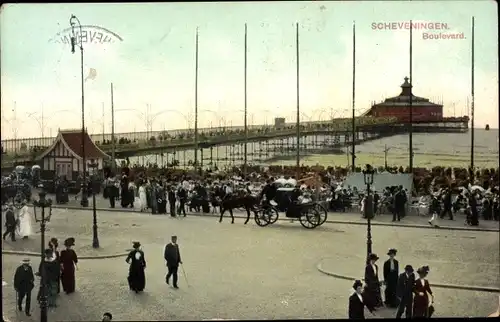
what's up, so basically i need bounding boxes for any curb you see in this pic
[324,220,500,232]
[316,261,500,294]
[51,205,499,232]
[2,250,129,260]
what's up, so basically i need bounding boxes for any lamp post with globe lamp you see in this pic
[69,14,89,207]
[33,189,53,322]
[362,164,375,263]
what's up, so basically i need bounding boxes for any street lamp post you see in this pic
[33,189,53,322]
[70,14,88,207]
[362,164,375,264]
[88,161,100,248]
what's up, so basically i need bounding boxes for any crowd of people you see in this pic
[89,164,500,229]
[349,249,435,319]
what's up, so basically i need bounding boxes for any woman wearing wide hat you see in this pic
[348,280,376,319]
[125,241,147,293]
[413,266,434,317]
[383,248,399,307]
[364,253,383,308]
[60,237,78,294]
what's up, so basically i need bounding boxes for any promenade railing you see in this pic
[1,117,397,161]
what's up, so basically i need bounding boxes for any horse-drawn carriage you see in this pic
[254,187,328,229]
[1,168,32,208]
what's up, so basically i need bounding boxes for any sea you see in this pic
[126,129,499,169]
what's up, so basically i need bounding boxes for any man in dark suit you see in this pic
[3,204,17,242]
[177,186,187,217]
[396,264,415,319]
[168,186,177,217]
[393,187,407,222]
[440,188,454,220]
[164,235,182,288]
[383,248,399,308]
[14,258,35,316]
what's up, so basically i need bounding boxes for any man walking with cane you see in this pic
[164,235,182,289]
[14,258,35,316]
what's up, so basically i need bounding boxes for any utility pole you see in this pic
[41,103,45,139]
[243,23,248,177]
[111,83,116,173]
[351,21,356,172]
[384,144,390,170]
[146,103,151,138]
[295,22,300,180]
[13,101,18,156]
[101,102,105,142]
[194,27,199,169]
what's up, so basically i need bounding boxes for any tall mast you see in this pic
[351,21,356,172]
[111,83,116,172]
[295,23,300,179]
[194,27,199,169]
[243,23,248,177]
[409,19,414,172]
[470,16,475,178]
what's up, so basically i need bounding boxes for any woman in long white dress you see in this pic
[16,203,33,239]
[138,183,148,212]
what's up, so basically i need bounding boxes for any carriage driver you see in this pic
[285,184,303,217]
[260,179,278,207]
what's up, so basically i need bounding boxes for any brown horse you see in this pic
[218,192,260,224]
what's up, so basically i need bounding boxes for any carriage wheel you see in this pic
[254,210,271,227]
[306,208,322,228]
[266,207,279,224]
[299,208,319,229]
[314,203,328,226]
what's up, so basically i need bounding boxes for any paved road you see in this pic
[2,211,499,321]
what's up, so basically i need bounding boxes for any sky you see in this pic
[1,1,498,139]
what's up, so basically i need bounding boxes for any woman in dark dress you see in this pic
[348,280,375,319]
[120,175,130,208]
[364,253,383,308]
[413,266,434,317]
[60,237,78,294]
[126,241,146,293]
[383,248,399,308]
[49,238,61,294]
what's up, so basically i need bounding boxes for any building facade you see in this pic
[36,129,110,180]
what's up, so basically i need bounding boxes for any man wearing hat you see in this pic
[383,249,399,308]
[14,258,35,316]
[364,253,383,308]
[396,264,415,318]
[3,204,17,242]
[164,236,182,289]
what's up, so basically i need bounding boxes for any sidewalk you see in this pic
[317,255,500,293]
[2,200,133,259]
[49,195,499,232]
